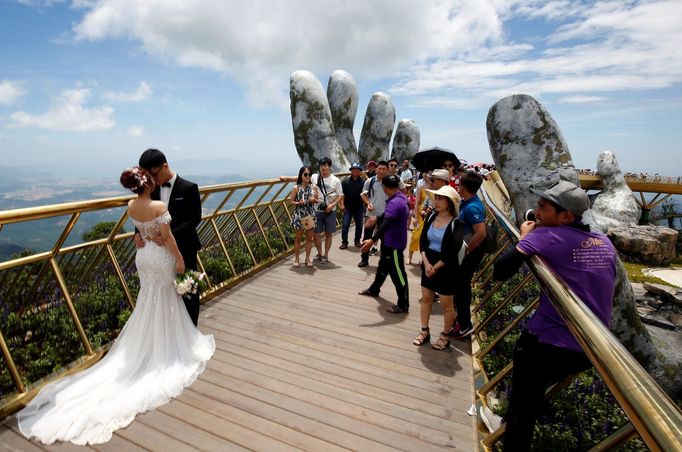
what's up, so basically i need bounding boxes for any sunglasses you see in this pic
[302,172,311,176]
[389,163,398,167]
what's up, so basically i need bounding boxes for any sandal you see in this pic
[413,328,430,346]
[305,259,313,268]
[386,304,408,313]
[432,332,450,350]
[293,261,300,268]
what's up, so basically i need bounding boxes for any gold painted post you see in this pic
[0,329,25,393]
[49,258,94,356]
[106,244,135,310]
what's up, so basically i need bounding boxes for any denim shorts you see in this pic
[314,210,337,233]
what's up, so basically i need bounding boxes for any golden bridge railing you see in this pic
[0,177,301,418]
[473,174,682,451]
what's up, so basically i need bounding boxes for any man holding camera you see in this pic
[492,180,617,451]
[311,157,343,264]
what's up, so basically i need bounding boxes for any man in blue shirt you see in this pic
[358,175,410,313]
[450,171,487,338]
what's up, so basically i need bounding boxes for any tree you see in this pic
[82,222,125,242]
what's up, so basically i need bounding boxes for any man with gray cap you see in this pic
[491,179,617,451]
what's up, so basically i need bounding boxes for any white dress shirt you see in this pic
[160,173,177,205]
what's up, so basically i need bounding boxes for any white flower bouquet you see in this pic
[174,270,206,299]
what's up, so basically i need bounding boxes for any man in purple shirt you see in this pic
[358,175,411,313]
[493,180,617,451]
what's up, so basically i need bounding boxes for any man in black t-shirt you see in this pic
[340,163,366,248]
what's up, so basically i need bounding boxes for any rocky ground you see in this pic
[632,269,682,360]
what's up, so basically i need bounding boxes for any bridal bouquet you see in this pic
[174,270,206,299]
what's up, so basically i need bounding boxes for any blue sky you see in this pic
[1,0,681,181]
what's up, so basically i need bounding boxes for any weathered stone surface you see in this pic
[486,94,579,225]
[391,119,420,163]
[290,70,349,172]
[358,92,396,164]
[671,310,682,328]
[327,70,358,164]
[643,282,682,305]
[591,151,640,232]
[486,93,682,399]
[607,225,678,266]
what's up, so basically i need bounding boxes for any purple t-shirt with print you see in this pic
[382,191,409,251]
[517,225,617,352]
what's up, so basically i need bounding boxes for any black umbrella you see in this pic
[411,146,460,172]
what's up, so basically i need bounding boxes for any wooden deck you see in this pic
[1,241,476,451]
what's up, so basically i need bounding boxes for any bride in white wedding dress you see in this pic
[16,167,215,445]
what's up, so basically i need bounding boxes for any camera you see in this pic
[524,209,536,222]
[318,202,328,211]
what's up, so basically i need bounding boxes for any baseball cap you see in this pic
[349,162,363,171]
[530,180,590,217]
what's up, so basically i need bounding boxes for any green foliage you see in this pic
[82,221,125,242]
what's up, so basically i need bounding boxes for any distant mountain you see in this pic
[0,243,26,261]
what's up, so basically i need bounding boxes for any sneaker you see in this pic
[451,324,473,340]
[357,260,368,268]
[447,322,461,337]
[313,255,323,262]
[320,256,329,264]
[369,247,378,256]
[339,243,348,250]
[479,406,502,433]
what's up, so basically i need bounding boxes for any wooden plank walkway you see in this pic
[1,241,476,451]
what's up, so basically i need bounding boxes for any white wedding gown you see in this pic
[17,212,215,445]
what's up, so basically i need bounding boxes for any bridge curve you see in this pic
[1,241,476,450]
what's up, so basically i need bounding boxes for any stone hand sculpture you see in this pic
[591,150,640,231]
[290,70,419,172]
[486,94,681,400]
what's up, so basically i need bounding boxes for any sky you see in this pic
[0,0,681,182]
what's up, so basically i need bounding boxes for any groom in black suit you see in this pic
[137,148,203,326]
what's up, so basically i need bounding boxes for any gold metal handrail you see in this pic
[0,176,301,418]
[475,182,682,451]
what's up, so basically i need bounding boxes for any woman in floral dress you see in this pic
[289,166,318,267]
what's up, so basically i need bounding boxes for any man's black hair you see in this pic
[383,174,400,189]
[460,171,483,193]
[377,160,388,167]
[318,157,332,167]
[139,148,167,170]
[387,158,398,165]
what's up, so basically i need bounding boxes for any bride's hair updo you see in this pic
[120,166,155,194]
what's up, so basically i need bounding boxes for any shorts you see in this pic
[314,210,337,233]
[420,248,456,295]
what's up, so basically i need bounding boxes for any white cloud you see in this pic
[102,81,151,103]
[390,0,682,107]
[8,88,115,131]
[72,0,505,108]
[127,126,144,137]
[0,80,26,105]
[558,95,607,104]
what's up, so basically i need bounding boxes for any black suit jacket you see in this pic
[151,175,202,257]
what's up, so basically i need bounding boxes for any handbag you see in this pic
[301,215,315,230]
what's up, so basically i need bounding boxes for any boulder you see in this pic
[358,92,396,164]
[642,282,682,305]
[591,151,640,232]
[327,70,359,164]
[391,119,420,163]
[607,225,678,266]
[290,70,349,172]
